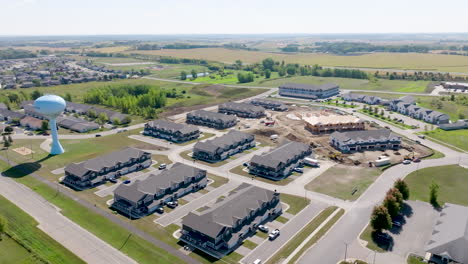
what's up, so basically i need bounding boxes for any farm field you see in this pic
[125,48,468,73]
[305,165,382,201]
[405,165,468,206]
[0,193,84,264]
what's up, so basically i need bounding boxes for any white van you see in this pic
[253,259,262,264]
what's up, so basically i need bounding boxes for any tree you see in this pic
[180,71,187,80]
[383,194,401,218]
[41,120,49,132]
[235,60,243,69]
[31,89,43,100]
[3,139,11,149]
[394,179,410,200]
[122,116,132,124]
[0,216,7,241]
[191,69,197,80]
[278,67,286,77]
[265,69,271,79]
[430,180,440,207]
[7,135,12,143]
[64,93,72,102]
[4,126,13,134]
[112,118,120,125]
[97,112,109,126]
[370,205,392,232]
[87,109,97,119]
[387,188,404,205]
[262,58,275,71]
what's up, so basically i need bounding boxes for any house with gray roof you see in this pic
[279,83,340,99]
[250,99,288,111]
[425,203,468,264]
[0,109,26,123]
[57,116,100,133]
[180,183,282,258]
[64,102,130,124]
[439,120,468,131]
[112,163,207,218]
[330,129,401,153]
[249,141,311,180]
[186,110,238,129]
[144,120,200,143]
[342,93,381,105]
[63,147,151,190]
[389,96,449,125]
[390,95,416,111]
[218,102,265,118]
[193,130,255,163]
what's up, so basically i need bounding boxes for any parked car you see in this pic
[392,220,402,228]
[166,201,178,208]
[384,126,390,129]
[253,259,262,264]
[413,158,421,162]
[402,160,411,165]
[258,225,269,233]
[27,132,34,136]
[108,178,117,183]
[156,207,164,214]
[415,140,421,144]
[123,180,131,184]
[418,135,425,139]
[159,163,167,170]
[95,134,102,137]
[293,167,303,173]
[243,162,250,167]
[269,229,280,240]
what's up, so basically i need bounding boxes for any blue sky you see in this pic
[1,0,468,35]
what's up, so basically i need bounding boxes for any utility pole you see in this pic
[373,250,376,264]
[344,242,348,262]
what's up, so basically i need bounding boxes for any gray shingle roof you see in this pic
[250,141,310,169]
[279,83,339,91]
[330,129,400,143]
[65,147,149,178]
[146,119,199,135]
[218,102,264,114]
[187,110,237,123]
[426,203,468,263]
[0,109,26,120]
[114,163,206,203]
[182,183,277,238]
[194,130,254,155]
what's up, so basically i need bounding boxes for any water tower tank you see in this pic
[34,94,66,155]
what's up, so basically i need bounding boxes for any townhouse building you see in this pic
[330,129,401,153]
[180,183,282,258]
[390,96,449,124]
[63,147,151,190]
[218,102,265,118]
[112,163,207,218]
[342,93,381,105]
[193,130,255,162]
[186,110,238,129]
[249,141,312,180]
[144,120,200,143]
[249,99,288,111]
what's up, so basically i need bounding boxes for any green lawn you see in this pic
[306,165,382,201]
[407,255,426,264]
[405,165,468,206]
[0,236,36,264]
[421,129,468,152]
[242,240,258,250]
[267,207,339,264]
[281,193,310,215]
[360,224,388,253]
[0,194,84,264]
[274,215,289,224]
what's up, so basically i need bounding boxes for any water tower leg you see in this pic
[49,118,64,155]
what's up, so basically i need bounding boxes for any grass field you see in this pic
[126,48,468,73]
[405,165,468,206]
[407,255,426,264]
[0,194,84,264]
[266,206,339,264]
[243,75,430,93]
[421,129,468,151]
[306,165,382,201]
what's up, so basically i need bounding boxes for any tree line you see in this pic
[0,48,37,60]
[83,84,173,119]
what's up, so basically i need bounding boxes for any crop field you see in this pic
[126,48,468,73]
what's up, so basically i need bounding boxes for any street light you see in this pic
[343,242,348,262]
